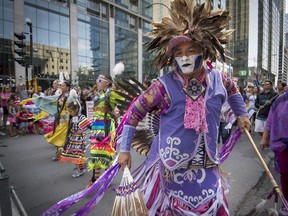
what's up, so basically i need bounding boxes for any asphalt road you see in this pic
[0,131,279,216]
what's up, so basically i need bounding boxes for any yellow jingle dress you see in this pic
[45,92,70,147]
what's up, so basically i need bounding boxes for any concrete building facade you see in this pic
[0,0,158,88]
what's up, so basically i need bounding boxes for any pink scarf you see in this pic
[183,71,208,134]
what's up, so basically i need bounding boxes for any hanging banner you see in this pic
[86,101,94,120]
[28,66,32,81]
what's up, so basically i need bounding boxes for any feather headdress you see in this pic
[146,0,234,69]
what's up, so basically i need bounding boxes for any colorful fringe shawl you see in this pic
[42,129,242,216]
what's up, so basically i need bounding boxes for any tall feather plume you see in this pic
[69,89,78,100]
[59,71,64,83]
[146,0,233,69]
[111,62,125,79]
[64,71,69,80]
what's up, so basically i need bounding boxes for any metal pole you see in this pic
[29,25,33,78]
[8,58,12,86]
[229,60,231,78]
[25,64,28,87]
[0,161,5,173]
[10,186,28,216]
[0,175,12,216]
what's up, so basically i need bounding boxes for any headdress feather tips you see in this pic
[146,0,233,70]
[59,71,64,83]
[69,89,78,100]
[112,62,125,78]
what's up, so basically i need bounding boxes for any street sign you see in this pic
[238,70,247,77]
[28,66,32,81]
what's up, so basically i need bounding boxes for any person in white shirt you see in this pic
[32,86,45,98]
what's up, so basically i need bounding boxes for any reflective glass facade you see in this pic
[0,0,14,82]
[269,0,280,77]
[24,0,70,78]
[259,0,269,72]
[227,0,284,83]
[77,15,109,75]
[115,26,137,78]
[227,0,251,77]
[0,0,167,87]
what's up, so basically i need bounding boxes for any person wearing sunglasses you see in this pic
[260,87,288,216]
[86,74,124,188]
[255,80,278,137]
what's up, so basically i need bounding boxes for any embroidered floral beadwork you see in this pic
[183,71,208,133]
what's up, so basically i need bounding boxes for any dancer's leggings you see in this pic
[91,167,101,182]
[275,148,288,201]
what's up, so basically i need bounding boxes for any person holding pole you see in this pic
[260,89,288,216]
[118,1,251,215]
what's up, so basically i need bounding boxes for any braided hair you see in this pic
[100,74,114,136]
[53,81,71,135]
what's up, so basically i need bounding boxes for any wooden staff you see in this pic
[244,128,288,209]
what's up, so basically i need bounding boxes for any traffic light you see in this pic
[14,32,27,66]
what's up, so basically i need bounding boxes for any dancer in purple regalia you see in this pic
[118,1,251,215]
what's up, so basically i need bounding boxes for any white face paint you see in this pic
[175,54,203,74]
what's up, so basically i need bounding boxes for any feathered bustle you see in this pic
[114,78,160,155]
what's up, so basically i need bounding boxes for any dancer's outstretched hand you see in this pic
[237,116,251,132]
[118,152,131,171]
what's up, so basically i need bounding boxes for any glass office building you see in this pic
[0,0,158,88]
[227,0,285,84]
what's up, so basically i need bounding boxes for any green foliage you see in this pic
[74,66,99,88]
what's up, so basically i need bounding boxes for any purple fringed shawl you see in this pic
[42,163,120,216]
[219,128,242,163]
[42,129,241,215]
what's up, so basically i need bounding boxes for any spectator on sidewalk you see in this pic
[7,98,17,137]
[254,80,277,137]
[19,106,29,135]
[16,83,33,100]
[32,86,45,98]
[0,85,12,127]
[51,79,61,96]
[277,81,287,95]
[0,98,5,135]
[260,88,288,216]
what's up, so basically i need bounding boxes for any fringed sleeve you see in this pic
[124,80,171,127]
[120,80,171,152]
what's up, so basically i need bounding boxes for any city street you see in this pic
[0,131,279,216]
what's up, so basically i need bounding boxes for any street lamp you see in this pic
[25,18,33,78]
[145,2,170,10]
[224,54,234,78]
[8,58,13,86]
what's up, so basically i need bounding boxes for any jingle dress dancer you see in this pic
[87,74,123,187]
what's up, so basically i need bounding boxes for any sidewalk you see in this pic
[0,136,23,216]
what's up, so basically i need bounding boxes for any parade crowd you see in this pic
[1,0,288,215]
[1,70,287,216]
